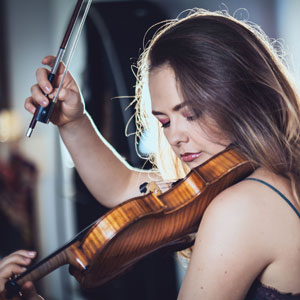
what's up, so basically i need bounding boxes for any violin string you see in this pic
[53,0,92,104]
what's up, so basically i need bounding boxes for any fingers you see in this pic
[24,55,70,115]
[0,250,36,270]
[36,67,53,95]
[48,87,74,103]
[24,86,48,115]
[0,263,26,285]
[36,56,66,95]
[41,55,66,78]
[41,55,56,67]
[24,86,70,116]
[0,251,36,293]
[24,85,79,119]
[25,54,81,125]
[24,97,37,114]
[31,83,49,105]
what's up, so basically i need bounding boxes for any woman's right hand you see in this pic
[24,55,85,127]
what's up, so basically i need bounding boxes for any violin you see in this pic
[0,147,254,299]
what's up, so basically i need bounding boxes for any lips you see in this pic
[180,152,202,162]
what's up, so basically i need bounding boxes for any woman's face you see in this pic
[149,64,232,169]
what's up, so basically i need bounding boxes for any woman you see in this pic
[24,8,300,299]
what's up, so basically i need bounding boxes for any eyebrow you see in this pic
[152,102,187,115]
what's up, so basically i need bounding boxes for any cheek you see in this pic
[189,125,231,149]
[188,125,210,142]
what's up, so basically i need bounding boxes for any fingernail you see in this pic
[45,86,50,93]
[42,100,48,106]
[28,251,36,257]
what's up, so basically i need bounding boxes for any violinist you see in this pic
[24,8,300,299]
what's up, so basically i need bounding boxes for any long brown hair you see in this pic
[134,9,300,202]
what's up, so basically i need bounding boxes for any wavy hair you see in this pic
[134,8,300,203]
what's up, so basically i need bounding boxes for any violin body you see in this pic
[0,148,254,298]
[71,147,254,288]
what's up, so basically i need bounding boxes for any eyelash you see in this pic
[160,116,197,128]
[160,121,170,128]
[186,116,197,121]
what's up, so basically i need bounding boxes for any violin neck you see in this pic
[5,245,71,299]
[5,220,95,298]
[4,239,85,299]
[20,246,73,285]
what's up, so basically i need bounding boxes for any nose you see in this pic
[165,122,189,147]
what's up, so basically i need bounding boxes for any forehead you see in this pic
[148,64,177,87]
[148,65,184,109]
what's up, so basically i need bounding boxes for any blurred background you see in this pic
[0,0,299,299]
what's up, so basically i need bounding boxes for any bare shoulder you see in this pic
[178,168,300,299]
[200,167,300,251]
[205,166,300,223]
[201,172,269,228]
[197,176,276,266]
[178,174,272,299]
[197,172,278,255]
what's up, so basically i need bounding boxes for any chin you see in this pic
[185,160,201,169]
[186,156,212,169]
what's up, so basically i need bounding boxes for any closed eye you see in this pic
[186,115,198,121]
[161,121,170,128]
[181,107,199,122]
[157,117,170,128]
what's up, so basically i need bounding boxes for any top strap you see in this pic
[245,178,300,219]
